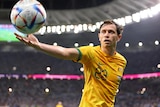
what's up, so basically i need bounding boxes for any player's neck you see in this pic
[101,46,116,56]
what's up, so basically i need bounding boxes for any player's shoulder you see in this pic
[79,45,100,50]
[116,52,127,63]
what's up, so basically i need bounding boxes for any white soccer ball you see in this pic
[10,0,47,34]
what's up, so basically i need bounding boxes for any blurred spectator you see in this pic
[56,101,63,107]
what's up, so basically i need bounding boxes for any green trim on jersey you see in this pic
[76,48,82,61]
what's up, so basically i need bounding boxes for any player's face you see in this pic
[98,24,122,48]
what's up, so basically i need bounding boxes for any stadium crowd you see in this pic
[0,47,159,74]
[0,77,160,107]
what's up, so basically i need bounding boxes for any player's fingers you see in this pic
[15,33,35,46]
[14,33,19,36]
[15,35,23,41]
[14,33,23,40]
[14,33,22,38]
[22,37,29,43]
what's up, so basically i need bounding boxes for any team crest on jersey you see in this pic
[118,67,123,72]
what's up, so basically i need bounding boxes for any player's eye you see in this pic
[108,30,115,34]
[100,30,106,34]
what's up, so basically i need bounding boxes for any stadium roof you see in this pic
[0,0,159,25]
[0,0,159,53]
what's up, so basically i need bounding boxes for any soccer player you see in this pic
[15,20,127,107]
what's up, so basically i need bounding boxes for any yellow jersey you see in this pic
[76,46,127,107]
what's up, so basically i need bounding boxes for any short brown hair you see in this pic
[99,20,123,35]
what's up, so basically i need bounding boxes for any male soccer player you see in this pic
[15,20,127,107]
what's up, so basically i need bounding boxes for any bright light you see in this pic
[66,25,71,32]
[56,26,61,34]
[125,16,132,24]
[74,26,79,33]
[57,31,62,34]
[83,24,88,31]
[61,25,66,32]
[157,64,160,68]
[155,40,159,45]
[77,24,83,32]
[12,66,17,71]
[8,87,13,93]
[140,10,149,19]
[45,88,50,93]
[117,18,125,26]
[74,42,79,47]
[70,25,74,29]
[140,87,146,94]
[89,42,94,46]
[46,66,51,71]
[52,26,56,33]
[138,42,143,47]
[39,26,46,34]
[95,21,102,29]
[80,67,84,72]
[125,43,130,47]
[132,12,140,22]
[150,4,160,16]
[146,8,153,18]
[47,26,52,33]
[89,25,97,32]
[53,42,58,46]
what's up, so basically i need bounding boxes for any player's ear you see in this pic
[117,34,122,42]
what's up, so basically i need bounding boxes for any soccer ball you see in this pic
[10,0,47,34]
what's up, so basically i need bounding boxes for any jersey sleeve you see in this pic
[75,46,93,64]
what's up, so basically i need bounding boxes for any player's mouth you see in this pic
[104,40,111,43]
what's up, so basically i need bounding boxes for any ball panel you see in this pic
[33,3,47,19]
[15,15,26,27]
[35,12,45,23]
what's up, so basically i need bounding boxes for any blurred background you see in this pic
[0,0,160,107]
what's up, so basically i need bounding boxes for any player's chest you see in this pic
[91,57,123,82]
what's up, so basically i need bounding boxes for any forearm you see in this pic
[15,33,79,60]
[36,42,78,60]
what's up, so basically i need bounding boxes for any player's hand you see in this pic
[14,33,40,48]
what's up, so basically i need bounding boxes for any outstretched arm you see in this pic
[15,33,79,61]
